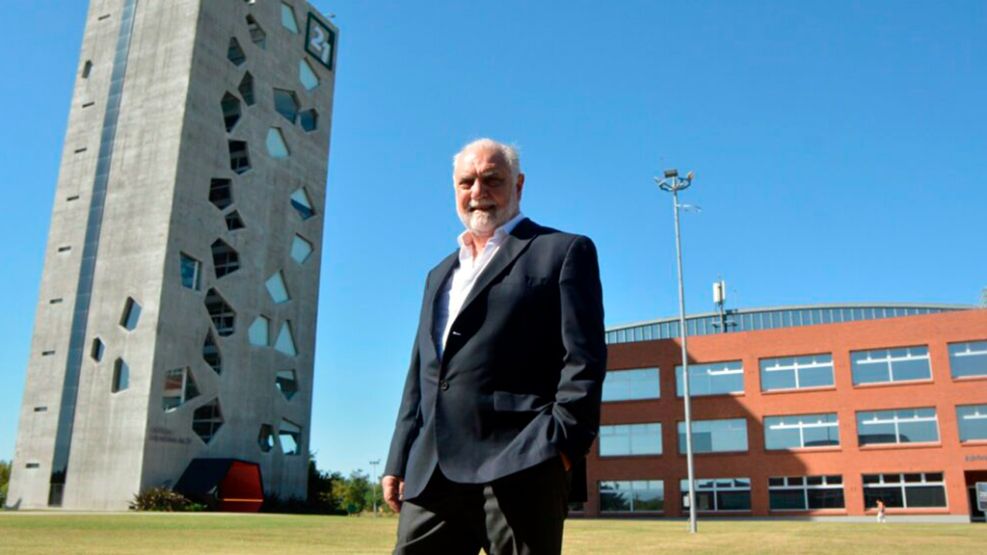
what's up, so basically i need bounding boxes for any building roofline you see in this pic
[606,302,978,332]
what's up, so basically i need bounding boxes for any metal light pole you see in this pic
[369,459,381,516]
[655,168,698,534]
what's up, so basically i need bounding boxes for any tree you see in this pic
[0,459,11,508]
[333,469,371,514]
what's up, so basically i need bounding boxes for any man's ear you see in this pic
[515,173,525,201]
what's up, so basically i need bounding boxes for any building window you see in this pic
[681,478,751,512]
[193,399,224,443]
[273,88,299,123]
[281,2,299,32]
[759,354,834,391]
[225,210,245,231]
[857,408,939,446]
[162,367,199,411]
[279,419,302,455]
[602,368,659,402]
[203,331,222,374]
[211,239,240,278]
[258,424,274,452]
[768,475,845,510]
[238,72,255,105]
[299,109,318,132]
[112,358,129,393]
[678,418,747,454]
[265,271,290,304]
[764,413,839,450]
[276,369,298,400]
[957,404,987,442]
[676,361,743,397]
[299,59,319,90]
[228,140,251,173]
[290,188,315,220]
[291,235,313,264]
[851,346,931,385]
[948,341,987,378]
[204,288,235,336]
[275,322,297,355]
[220,92,241,132]
[249,316,270,347]
[90,338,105,362]
[245,15,266,48]
[82,60,93,78]
[227,37,246,66]
[599,480,664,513]
[209,178,233,209]
[599,423,662,456]
[120,297,141,331]
[266,128,290,159]
[862,472,946,508]
[180,252,202,290]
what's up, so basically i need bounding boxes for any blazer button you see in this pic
[439,380,449,391]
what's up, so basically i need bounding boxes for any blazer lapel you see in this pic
[424,250,459,359]
[456,218,538,319]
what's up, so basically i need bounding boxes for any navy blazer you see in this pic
[385,218,607,501]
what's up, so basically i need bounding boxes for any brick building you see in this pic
[583,304,987,522]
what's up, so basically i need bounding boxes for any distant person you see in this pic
[381,138,607,554]
[876,498,886,523]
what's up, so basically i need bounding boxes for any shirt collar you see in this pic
[457,212,526,254]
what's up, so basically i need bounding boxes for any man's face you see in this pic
[453,146,524,236]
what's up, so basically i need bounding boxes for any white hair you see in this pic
[452,138,522,182]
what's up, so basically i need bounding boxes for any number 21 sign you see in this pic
[305,13,335,70]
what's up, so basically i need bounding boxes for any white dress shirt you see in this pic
[432,213,526,359]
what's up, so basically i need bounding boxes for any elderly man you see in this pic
[382,138,606,554]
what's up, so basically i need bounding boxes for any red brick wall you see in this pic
[585,309,987,517]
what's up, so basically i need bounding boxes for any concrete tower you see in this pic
[7,0,337,510]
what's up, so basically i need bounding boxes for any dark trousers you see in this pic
[394,458,571,555]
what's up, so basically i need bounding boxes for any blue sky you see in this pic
[0,0,984,478]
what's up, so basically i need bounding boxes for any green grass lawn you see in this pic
[0,513,981,554]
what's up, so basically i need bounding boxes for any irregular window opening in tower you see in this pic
[203,331,222,374]
[291,235,313,264]
[82,60,93,79]
[228,140,251,174]
[120,298,141,331]
[299,109,318,132]
[227,37,246,66]
[209,178,233,210]
[276,369,298,400]
[163,367,200,411]
[211,239,240,278]
[299,59,319,90]
[221,92,242,132]
[238,72,255,105]
[273,89,299,123]
[205,289,235,336]
[90,338,105,362]
[275,322,297,356]
[180,252,202,290]
[266,128,289,159]
[249,316,270,347]
[112,358,129,393]
[246,15,266,48]
[281,3,299,33]
[289,188,314,220]
[193,399,223,443]
[225,210,245,231]
[265,271,290,303]
[258,424,274,452]
[279,419,301,455]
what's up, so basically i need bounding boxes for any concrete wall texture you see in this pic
[8,0,336,510]
[584,308,987,519]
